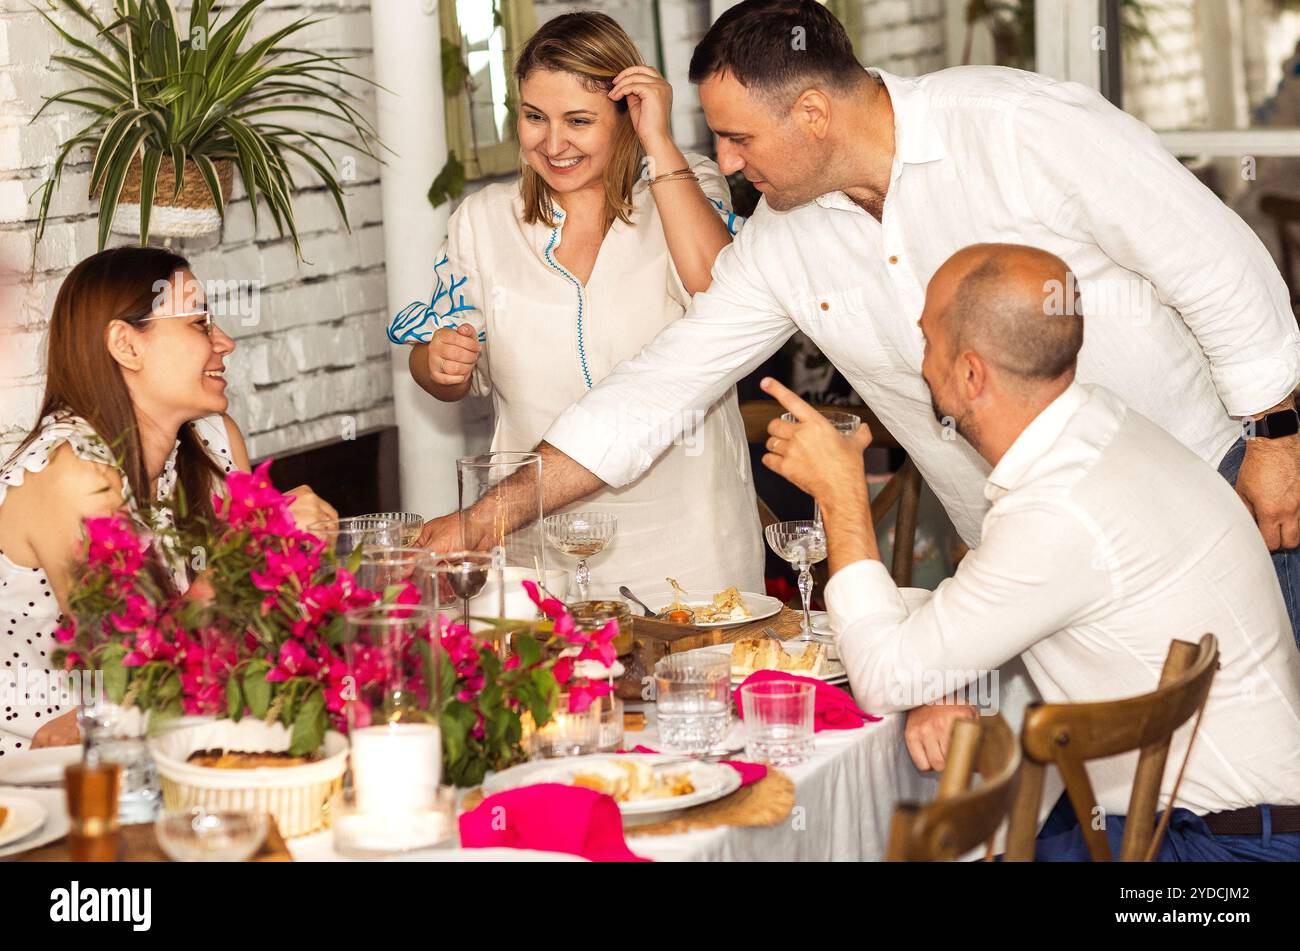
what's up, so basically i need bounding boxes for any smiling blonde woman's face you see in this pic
[518,69,621,197]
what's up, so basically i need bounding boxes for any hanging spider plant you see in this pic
[31,0,386,258]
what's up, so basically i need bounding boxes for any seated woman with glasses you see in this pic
[0,247,337,754]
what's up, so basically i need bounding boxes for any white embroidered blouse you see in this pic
[0,413,234,757]
[388,153,765,596]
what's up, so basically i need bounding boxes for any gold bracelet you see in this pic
[649,168,698,187]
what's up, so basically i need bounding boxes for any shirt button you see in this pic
[888,255,899,265]
[820,301,830,311]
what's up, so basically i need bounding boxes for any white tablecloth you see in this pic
[289,706,938,862]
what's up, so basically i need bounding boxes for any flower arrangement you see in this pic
[54,462,617,782]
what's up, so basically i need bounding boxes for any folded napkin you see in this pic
[734,670,881,731]
[459,784,649,862]
[623,745,767,787]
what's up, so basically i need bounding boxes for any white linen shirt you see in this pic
[826,382,1300,816]
[543,66,1300,547]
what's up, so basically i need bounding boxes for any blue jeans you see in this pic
[1034,792,1300,861]
[1217,438,1300,649]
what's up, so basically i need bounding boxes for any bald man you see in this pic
[763,243,1300,862]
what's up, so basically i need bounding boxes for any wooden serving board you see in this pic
[13,814,292,862]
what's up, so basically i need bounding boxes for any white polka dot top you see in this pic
[0,412,235,757]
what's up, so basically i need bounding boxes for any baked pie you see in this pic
[186,749,320,769]
[731,639,831,678]
[571,759,695,802]
[662,579,752,623]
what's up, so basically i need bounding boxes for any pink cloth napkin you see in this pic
[459,784,649,862]
[624,745,768,786]
[734,670,881,731]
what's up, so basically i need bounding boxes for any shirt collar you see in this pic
[815,68,947,211]
[985,381,1088,502]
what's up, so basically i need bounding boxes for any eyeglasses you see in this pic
[136,308,216,335]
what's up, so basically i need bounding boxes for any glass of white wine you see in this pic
[542,512,617,601]
[764,520,828,642]
[780,410,861,528]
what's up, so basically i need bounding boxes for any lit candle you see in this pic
[350,722,441,815]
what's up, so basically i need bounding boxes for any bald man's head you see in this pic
[932,244,1083,383]
[918,244,1083,455]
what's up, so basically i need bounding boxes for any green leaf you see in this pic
[242,660,272,719]
[427,151,465,210]
[513,632,541,668]
[99,644,128,704]
[440,37,468,95]
[136,148,162,245]
[289,687,326,756]
[226,673,244,721]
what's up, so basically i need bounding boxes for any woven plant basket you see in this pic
[99,154,235,239]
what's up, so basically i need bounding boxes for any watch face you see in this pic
[1256,409,1300,439]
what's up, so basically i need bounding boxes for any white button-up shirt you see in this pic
[826,382,1300,815]
[544,66,1300,546]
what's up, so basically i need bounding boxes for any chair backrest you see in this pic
[1004,634,1220,862]
[1260,193,1300,312]
[887,712,1021,861]
[739,398,922,586]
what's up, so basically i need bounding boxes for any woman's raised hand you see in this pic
[427,324,481,386]
[609,65,675,154]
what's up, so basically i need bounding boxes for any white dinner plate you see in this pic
[482,754,742,817]
[0,791,47,848]
[0,745,81,786]
[0,786,69,859]
[639,589,783,629]
[686,641,848,685]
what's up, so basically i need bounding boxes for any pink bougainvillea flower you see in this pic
[265,638,319,682]
[567,679,613,714]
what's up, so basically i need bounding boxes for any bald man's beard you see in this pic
[930,391,982,452]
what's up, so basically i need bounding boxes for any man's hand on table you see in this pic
[416,512,460,551]
[1237,421,1300,551]
[904,703,978,772]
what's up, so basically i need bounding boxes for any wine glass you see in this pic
[415,551,504,655]
[542,512,617,601]
[764,520,828,642]
[780,410,861,527]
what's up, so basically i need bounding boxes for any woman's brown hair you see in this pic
[514,11,645,231]
[6,247,223,538]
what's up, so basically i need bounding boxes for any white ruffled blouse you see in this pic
[0,413,234,757]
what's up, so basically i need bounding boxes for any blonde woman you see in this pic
[390,11,762,596]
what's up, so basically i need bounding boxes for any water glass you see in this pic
[360,511,425,546]
[653,653,730,754]
[79,701,160,824]
[740,680,815,767]
[781,410,861,528]
[155,808,268,862]
[457,451,546,581]
[592,693,625,753]
[355,546,425,598]
[308,516,401,561]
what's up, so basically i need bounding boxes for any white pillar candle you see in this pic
[350,723,441,815]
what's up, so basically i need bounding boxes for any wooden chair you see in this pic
[1260,193,1300,320]
[886,712,1021,861]
[1003,634,1220,862]
[740,399,924,586]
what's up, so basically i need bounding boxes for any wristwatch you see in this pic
[1245,407,1300,440]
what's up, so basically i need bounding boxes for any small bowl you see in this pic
[156,808,269,862]
[656,607,696,625]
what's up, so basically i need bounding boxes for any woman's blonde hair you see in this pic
[514,12,645,231]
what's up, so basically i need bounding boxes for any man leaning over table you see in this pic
[761,243,1300,862]
[422,0,1300,644]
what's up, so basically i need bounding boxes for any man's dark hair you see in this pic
[689,0,866,104]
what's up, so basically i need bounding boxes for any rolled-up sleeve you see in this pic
[544,209,796,487]
[1011,83,1300,416]
[825,502,1113,713]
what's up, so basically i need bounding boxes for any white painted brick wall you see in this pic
[0,0,393,467]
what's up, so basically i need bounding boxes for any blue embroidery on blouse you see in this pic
[707,198,746,236]
[386,254,486,345]
[541,210,593,390]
